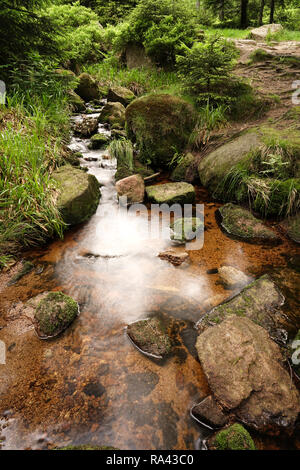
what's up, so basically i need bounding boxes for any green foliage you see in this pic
[109,138,134,172]
[189,102,228,148]
[214,423,255,450]
[176,35,239,106]
[114,0,197,67]
[79,0,137,26]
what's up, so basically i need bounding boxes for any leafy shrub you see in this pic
[114,0,196,67]
[176,35,239,106]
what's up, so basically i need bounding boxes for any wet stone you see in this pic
[191,395,229,429]
[126,316,172,359]
[158,250,189,266]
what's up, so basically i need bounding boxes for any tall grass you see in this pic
[0,91,70,267]
[109,138,134,171]
[189,102,228,148]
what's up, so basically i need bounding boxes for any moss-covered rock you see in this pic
[146,182,195,205]
[34,291,79,339]
[217,203,280,244]
[88,133,110,150]
[67,90,86,113]
[125,94,197,168]
[171,153,196,182]
[107,86,135,107]
[72,115,98,138]
[53,165,100,226]
[99,102,125,128]
[75,73,101,102]
[127,316,172,359]
[170,217,203,243]
[197,274,287,342]
[281,213,300,243]
[210,423,255,450]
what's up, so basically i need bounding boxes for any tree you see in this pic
[269,0,275,23]
[240,0,249,28]
[0,1,56,69]
[259,0,265,25]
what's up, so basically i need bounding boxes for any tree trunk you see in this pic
[219,0,225,21]
[259,0,265,25]
[270,0,275,23]
[240,0,249,28]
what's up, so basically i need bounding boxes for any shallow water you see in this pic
[0,111,299,450]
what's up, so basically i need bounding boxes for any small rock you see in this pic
[116,174,145,204]
[88,134,110,150]
[217,203,280,244]
[32,292,79,339]
[107,86,135,107]
[191,396,229,429]
[218,266,252,289]
[209,423,255,450]
[126,316,172,359]
[99,102,125,128]
[146,182,195,205]
[170,217,203,244]
[158,249,189,266]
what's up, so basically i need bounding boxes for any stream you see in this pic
[0,104,299,450]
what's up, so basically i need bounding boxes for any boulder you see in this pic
[209,423,255,450]
[111,129,127,140]
[198,132,262,193]
[125,94,197,168]
[30,291,79,339]
[99,102,125,128]
[218,266,252,289]
[191,396,229,429]
[73,115,98,138]
[88,133,110,150]
[107,86,135,107]
[217,203,280,244]
[53,165,100,225]
[115,174,145,204]
[75,73,101,102]
[126,316,172,359]
[281,213,300,243]
[170,217,203,244]
[67,90,86,113]
[125,44,153,69]
[158,249,189,266]
[196,315,300,434]
[171,153,196,183]
[250,24,283,41]
[146,182,195,205]
[197,274,288,342]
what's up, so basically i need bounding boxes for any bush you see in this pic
[46,2,117,66]
[176,35,239,106]
[114,0,196,67]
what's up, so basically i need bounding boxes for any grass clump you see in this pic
[109,138,134,181]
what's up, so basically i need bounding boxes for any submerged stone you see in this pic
[209,423,255,450]
[197,274,287,342]
[170,217,203,244]
[218,265,252,289]
[53,165,100,225]
[33,291,79,339]
[217,203,280,244]
[146,182,195,205]
[126,316,172,359]
[196,316,300,434]
[191,395,229,429]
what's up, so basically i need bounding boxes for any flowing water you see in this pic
[0,106,299,450]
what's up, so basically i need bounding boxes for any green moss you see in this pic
[213,423,255,450]
[88,134,110,150]
[146,182,195,205]
[34,291,79,338]
[125,94,197,169]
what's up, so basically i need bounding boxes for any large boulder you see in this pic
[75,73,101,102]
[125,94,197,168]
[198,132,262,194]
[125,44,153,69]
[27,291,79,339]
[250,24,283,41]
[88,133,110,150]
[53,165,100,225]
[107,86,135,107]
[116,174,145,204]
[99,102,125,128]
[217,203,280,244]
[196,315,300,434]
[197,274,288,342]
[67,90,86,113]
[146,182,195,205]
